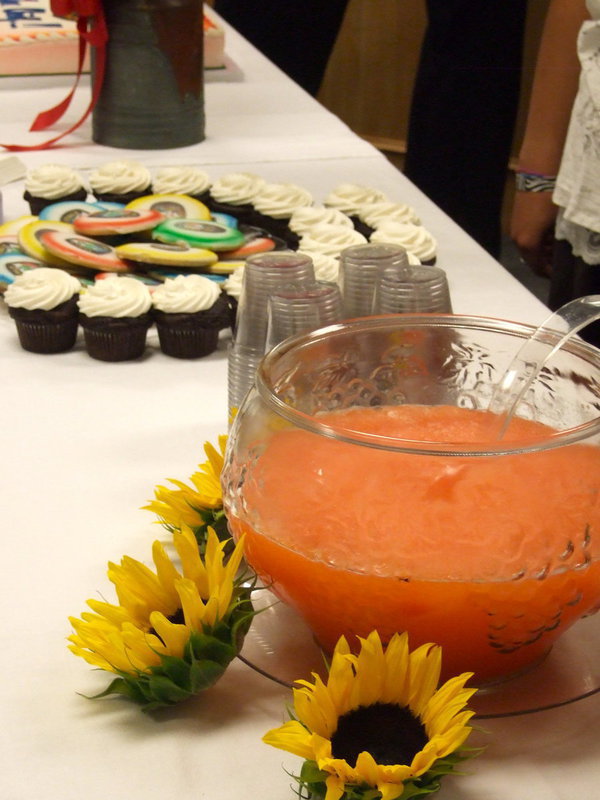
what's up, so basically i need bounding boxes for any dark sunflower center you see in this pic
[147,607,185,641]
[330,702,428,767]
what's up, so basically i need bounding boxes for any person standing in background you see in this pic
[510,0,600,346]
[212,0,351,96]
[404,0,529,259]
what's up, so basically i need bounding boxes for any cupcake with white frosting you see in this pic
[250,182,313,244]
[296,250,340,284]
[78,275,152,361]
[287,205,353,247]
[88,161,152,205]
[5,267,81,353]
[23,164,87,215]
[206,172,266,223]
[356,201,422,237]
[152,166,212,204]
[151,274,229,358]
[370,221,437,265]
[324,183,388,235]
[298,223,367,258]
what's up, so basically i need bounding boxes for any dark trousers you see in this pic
[213,0,351,96]
[404,0,528,257]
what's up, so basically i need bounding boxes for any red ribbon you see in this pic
[1,0,108,151]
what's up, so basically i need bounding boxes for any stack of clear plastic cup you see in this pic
[228,251,315,414]
[339,243,411,318]
[372,262,453,314]
[266,281,344,350]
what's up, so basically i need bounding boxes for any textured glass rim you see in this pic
[256,314,600,457]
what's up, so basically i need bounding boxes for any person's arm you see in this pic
[510,0,589,276]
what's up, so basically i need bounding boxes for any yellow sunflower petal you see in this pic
[381,632,411,706]
[324,774,346,800]
[262,720,316,761]
[407,643,442,716]
[350,632,386,709]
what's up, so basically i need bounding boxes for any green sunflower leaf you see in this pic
[188,659,227,692]
[187,631,236,664]
[146,674,192,705]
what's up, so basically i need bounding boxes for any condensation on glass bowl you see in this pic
[239,586,600,719]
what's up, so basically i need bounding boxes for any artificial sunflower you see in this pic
[264,631,479,800]
[68,526,254,711]
[143,435,229,552]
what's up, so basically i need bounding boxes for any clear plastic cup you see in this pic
[372,263,453,314]
[339,243,410,318]
[227,342,264,416]
[266,281,343,349]
[234,252,315,351]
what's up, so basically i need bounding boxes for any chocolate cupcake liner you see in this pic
[91,190,151,206]
[79,314,152,362]
[24,189,88,216]
[155,319,219,359]
[8,297,79,353]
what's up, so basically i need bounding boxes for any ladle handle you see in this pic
[488,295,600,438]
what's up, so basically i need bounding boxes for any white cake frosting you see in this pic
[357,201,422,228]
[4,267,80,310]
[209,172,266,206]
[370,221,437,263]
[152,166,212,197]
[288,205,353,235]
[151,274,220,314]
[88,161,151,196]
[324,183,388,215]
[24,164,85,200]
[298,223,368,256]
[252,182,313,219]
[222,266,244,301]
[297,250,340,283]
[78,276,152,318]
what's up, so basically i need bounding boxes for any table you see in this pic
[1,15,598,800]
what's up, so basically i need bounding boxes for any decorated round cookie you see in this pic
[18,219,76,269]
[147,267,227,284]
[152,218,245,251]
[206,259,246,275]
[0,251,44,290]
[73,208,165,236]
[115,241,218,268]
[0,215,38,236]
[126,193,211,220]
[0,235,22,255]
[38,230,131,272]
[210,212,239,229]
[38,200,102,224]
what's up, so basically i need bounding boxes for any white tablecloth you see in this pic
[0,15,598,800]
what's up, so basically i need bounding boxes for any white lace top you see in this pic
[554,0,600,263]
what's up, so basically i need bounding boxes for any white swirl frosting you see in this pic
[4,267,80,310]
[24,164,85,200]
[151,274,221,313]
[222,266,245,300]
[88,161,151,195]
[370,222,437,263]
[152,166,212,196]
[296,250,340,283]
[209,172,266,206]
[299,223,367,257]
[358,201,422,227]
[324,183,387,215]
[253,182,313,219]
[78,276,152,318]
[288,205,353,235]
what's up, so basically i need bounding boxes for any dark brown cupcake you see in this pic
[79,314,152,361]
[8,296,79,353]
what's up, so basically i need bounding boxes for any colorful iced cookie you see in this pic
[0,252,44,290]
[219,234,276,259]
[126,194,211,220]
[73,208,165,236]
[0,215,38,236]
[152,218,245,251]
[0,235,23,255]
[38,200,101,224]
[147,268,227,284]
[210,212,238,229]
[18,219,76,268]
[205,259,246,275]
[38,229,131,272]
[115,241,218,268]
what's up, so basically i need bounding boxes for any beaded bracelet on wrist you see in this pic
[515,170,557,192]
